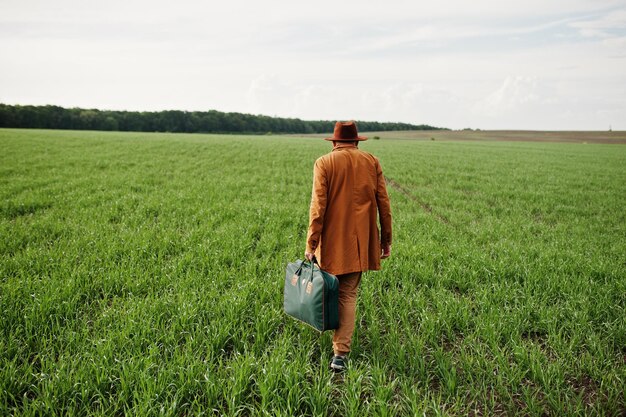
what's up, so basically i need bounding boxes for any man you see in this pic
[305,120,392,373]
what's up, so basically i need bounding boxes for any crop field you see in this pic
[1,128,625,416]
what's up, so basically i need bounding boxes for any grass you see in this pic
[1,128,625,416]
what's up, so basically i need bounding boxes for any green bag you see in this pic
[284,259,339,332]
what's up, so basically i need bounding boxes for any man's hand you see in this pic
[381,244,391,259]
[305,252,315,262]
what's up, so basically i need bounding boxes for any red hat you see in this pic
[324,121,368,141]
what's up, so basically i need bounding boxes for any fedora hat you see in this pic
[325,121,368,141]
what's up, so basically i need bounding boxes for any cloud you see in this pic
[244,75,465,126]
[569,9,626,38]
[245,75,327,118]
[474,76,542,117]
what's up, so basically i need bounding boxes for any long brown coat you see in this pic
[306,143,392,275]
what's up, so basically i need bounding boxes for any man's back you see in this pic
[319,145,378,209]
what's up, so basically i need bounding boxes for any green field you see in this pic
[1,128,625,416]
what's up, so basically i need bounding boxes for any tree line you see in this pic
[0,104,442,134]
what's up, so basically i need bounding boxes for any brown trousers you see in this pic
[333,271,362,356]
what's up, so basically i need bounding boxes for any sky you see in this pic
[1,0,625,130]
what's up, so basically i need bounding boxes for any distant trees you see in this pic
[0,104,443,134]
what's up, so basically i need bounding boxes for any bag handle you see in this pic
[295,257,319,281]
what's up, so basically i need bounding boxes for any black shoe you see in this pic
[330,355,347,373]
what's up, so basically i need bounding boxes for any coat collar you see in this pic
[332,142,358,151]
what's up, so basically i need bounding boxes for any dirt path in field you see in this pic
[378,130,626,143]
[293,130,626,143]
[385,176,451,225]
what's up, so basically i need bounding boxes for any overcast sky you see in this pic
[1,0,625,130]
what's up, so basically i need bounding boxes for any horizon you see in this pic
[1,0,625,130]
[2,102,626,132]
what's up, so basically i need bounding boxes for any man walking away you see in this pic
[305,120,392,373]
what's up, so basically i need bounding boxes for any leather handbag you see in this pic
[284,259,339,332]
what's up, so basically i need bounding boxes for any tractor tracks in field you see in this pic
[384,176,451,225]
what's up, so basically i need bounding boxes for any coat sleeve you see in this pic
[375,159,392,246]
[306,158,328,253]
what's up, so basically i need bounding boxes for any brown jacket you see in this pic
[306,143,392,275]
